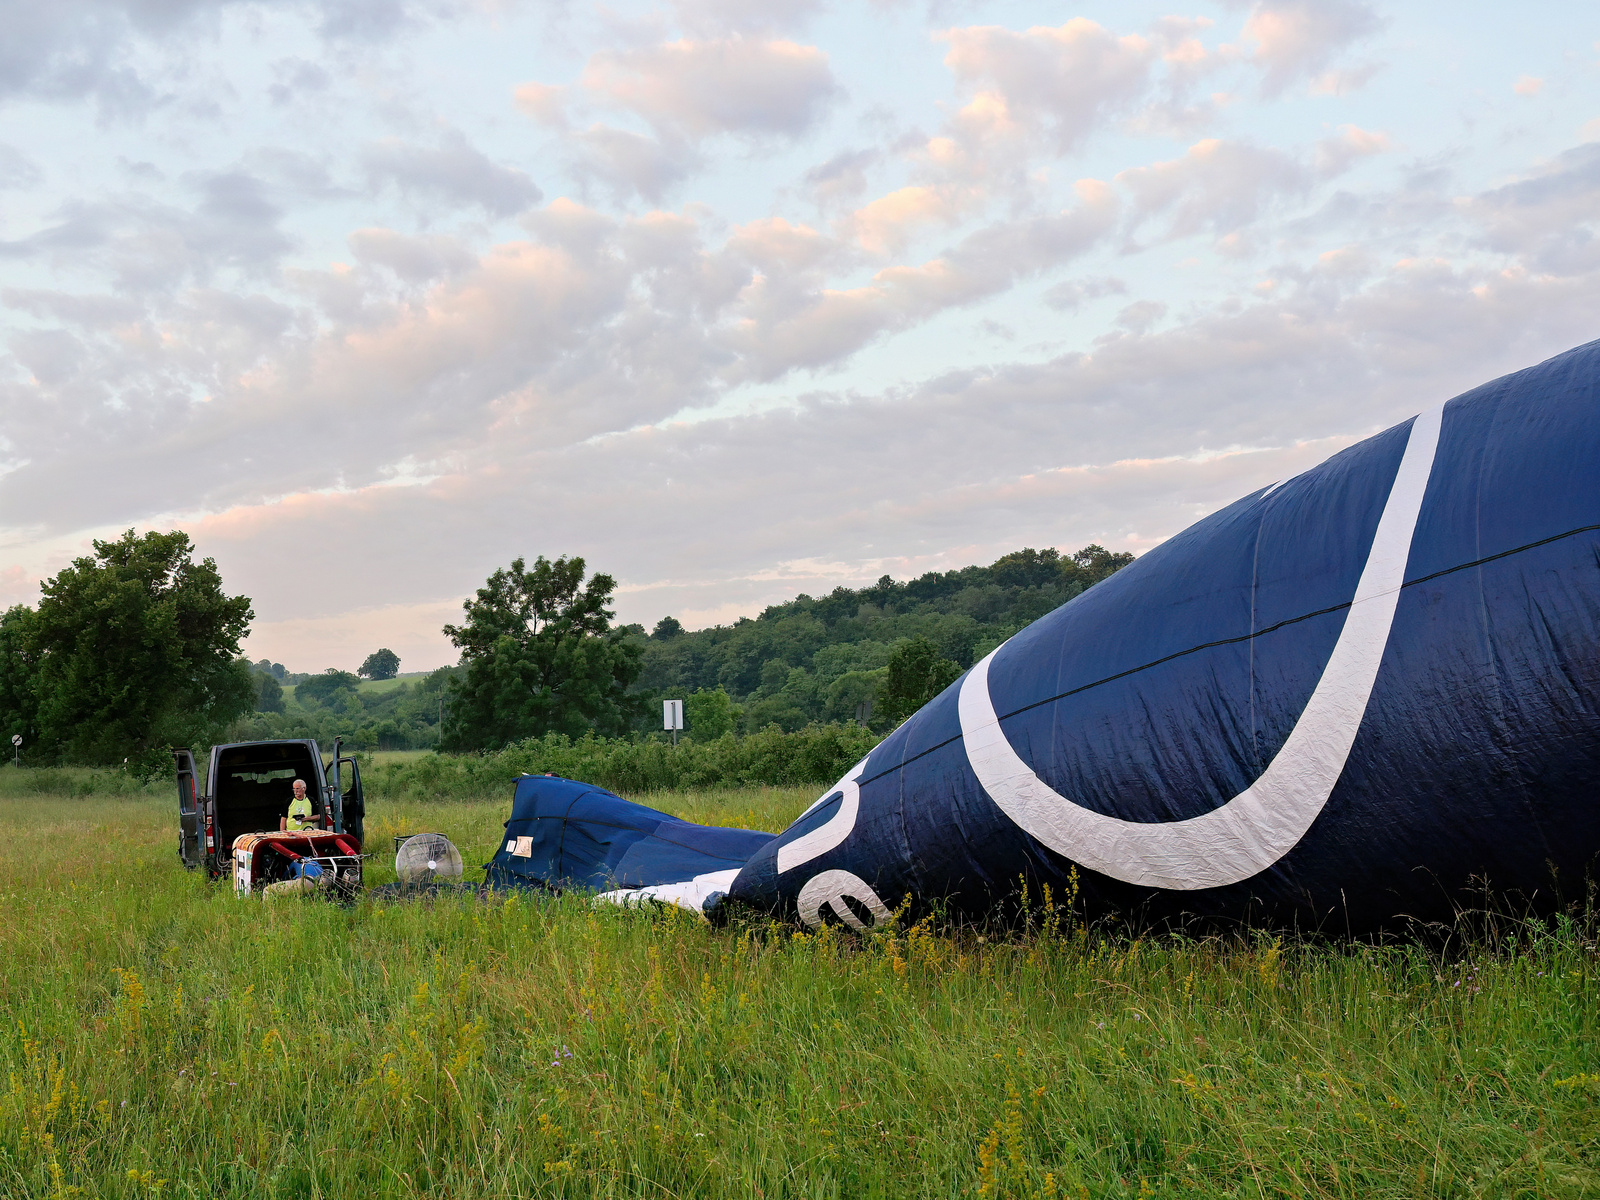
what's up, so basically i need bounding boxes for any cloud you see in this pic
[0,170,295,289]
[937,18,1154,154]
[569,125,700,204]
[0,0,428,113]
[0,144,42,190]
[725,181,1117,379]
[1241,0,1382,97]
[1042,276,1127,311]
[668,0,823,38]
[803,147,880,208]
[1117,138,1306,242]
[268,57,333,106]
[363,132,542,218]
[1467,143,1600,273]
[1112,299,1167,334]
[849,185,965,255]
[513,81,569,128]
[582,36,838,140]
[347,228,476,283]
[1513,75,1544,98]
[1313,124,1392,177]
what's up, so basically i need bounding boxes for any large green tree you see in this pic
[878,635,963,725]
[441,555,642,751]
[359,648,401,680]
[29,530,255,775]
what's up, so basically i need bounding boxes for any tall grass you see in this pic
[0,769,1596,1198]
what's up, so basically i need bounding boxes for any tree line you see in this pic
[0,532,1131,770]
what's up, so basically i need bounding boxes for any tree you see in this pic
[0,606,41,759]
[685,686,739,738]
[440,555,642,751]
[879,636,962,725]
[29,530,255,776]
[359,648,401,680]
[652,616,683,640]
[251,666,286,714]
[297,669,362,706]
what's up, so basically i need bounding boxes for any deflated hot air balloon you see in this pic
[488,339,1600,934]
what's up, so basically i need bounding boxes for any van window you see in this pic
[214,744,321,851]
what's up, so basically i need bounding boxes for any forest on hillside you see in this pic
[635,544,1131,734]
[229,544,1132,749]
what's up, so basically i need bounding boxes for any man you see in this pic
[280,778,319,832]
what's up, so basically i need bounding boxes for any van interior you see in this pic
[214,742,321,853]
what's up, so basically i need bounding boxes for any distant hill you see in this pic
[634,545,1132,732]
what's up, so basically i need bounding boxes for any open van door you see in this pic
[338,755,365,847]
[322,738,365,846]
[174,748,202,869]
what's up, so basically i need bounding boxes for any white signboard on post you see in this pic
[662,700,683,730]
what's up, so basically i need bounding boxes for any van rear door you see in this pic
[336,755,364,846]
[175,748,201,869]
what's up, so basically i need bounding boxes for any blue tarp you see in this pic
[485,774,776,898]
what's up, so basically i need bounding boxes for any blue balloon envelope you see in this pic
[490,339,1600,934]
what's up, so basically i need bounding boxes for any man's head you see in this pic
[291,779,307,799]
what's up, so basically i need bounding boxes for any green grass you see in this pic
[1,767,1597,1199]
[279,674,420,705]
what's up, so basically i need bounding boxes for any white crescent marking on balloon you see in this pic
[959,404,1444,891]
[776,756,869,874]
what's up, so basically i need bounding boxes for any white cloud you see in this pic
[1514,75,1545,98]
[1117,138,1306,242]
[569,125,699,203]
[362,131,542,218]
[0,144,41,190]
[582,36,838,140]
[937,18,1154,155]
[1313,124,1393,177]
[1241,0,1382,97]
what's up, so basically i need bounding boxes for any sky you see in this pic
[2,0,1598,674]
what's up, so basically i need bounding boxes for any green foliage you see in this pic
[684,686,739,738]
[1,781,1597,1199]
[637,544,1131,733]
[880,635,963,724]
[369,721,882,799]
[231,666,459,751]
[250,665,286,714]
[0,606,41,757]
[441,555,642,752]
[297,668,363,707]
[22,530,254,776]
[359,648,401,680]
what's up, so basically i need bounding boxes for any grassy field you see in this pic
[0,768,1597,1198]
[278,671,434,705]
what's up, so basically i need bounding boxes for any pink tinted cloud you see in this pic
[938,18,1154,154]
[1242,0,1382,97]
[582,36,838,139]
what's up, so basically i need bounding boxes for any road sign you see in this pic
[663,699,683,746]
[9,735,19,747]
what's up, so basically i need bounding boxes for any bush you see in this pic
[365,722,884,802]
